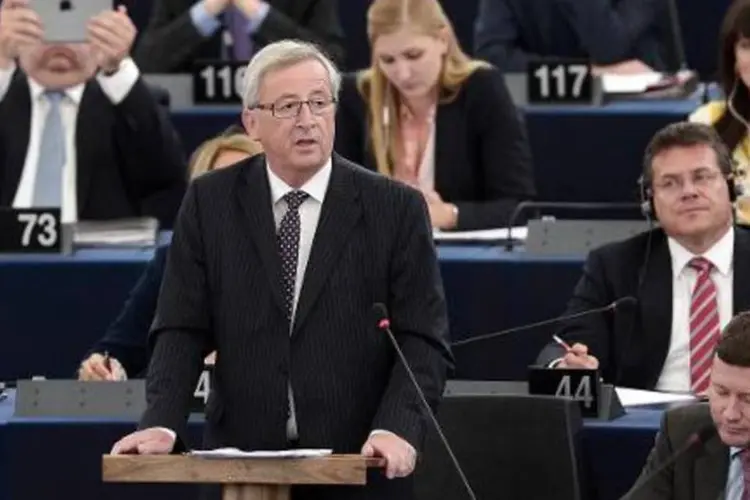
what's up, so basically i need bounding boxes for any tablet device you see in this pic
[29,0,113,43]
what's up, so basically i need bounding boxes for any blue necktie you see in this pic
[31,91,66,208]
[227,6,252,61]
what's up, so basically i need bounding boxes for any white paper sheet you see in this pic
[616,387,697,407]
[433,226,528,242]
[188,447,333,459]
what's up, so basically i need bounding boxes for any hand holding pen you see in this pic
[552,335,600,370]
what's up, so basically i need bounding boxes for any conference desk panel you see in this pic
[170,100,694,205]
[0,391,660,500]
[0,246,583,383]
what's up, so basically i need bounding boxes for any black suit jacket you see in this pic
[334,67,536,231]
[624,403,728,500]
[86,245,169,378]
[139,154,452,499]
[537,227,750,389]
[0,71,187,228]
[133,0,345,73]
[474,0,676,73]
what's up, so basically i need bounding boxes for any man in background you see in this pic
[133,0,345,73]
[624,311,750,498]
[538,122,750,392]
[0,0,186,226]
[474,0,676,74]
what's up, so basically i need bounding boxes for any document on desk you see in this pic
[433,226,528,242]
[189,447,333,459]
[616,387,697,407]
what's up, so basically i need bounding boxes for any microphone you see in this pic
[621,425,716,500]
[372,303,477,500]
[451,296,637,347]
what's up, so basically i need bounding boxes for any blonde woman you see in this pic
[78,131,262,380]
[335,0,535,231]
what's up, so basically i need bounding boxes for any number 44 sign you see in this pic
[0,208,61,253]
[528,368,601,418]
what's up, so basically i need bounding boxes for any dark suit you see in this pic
[133,0,345,73]
[0,71,187,228]
[537,227,750,389]
[139,153,453,499]
[474,0,676,73]
[85,245,169,378]
[624,403,728,499]
[334,67,536,231]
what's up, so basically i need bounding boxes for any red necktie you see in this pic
[688,257,720,394]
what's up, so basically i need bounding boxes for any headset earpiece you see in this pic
[638,175,653,218]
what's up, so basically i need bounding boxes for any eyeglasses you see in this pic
[251,97,337,119]
[652,169,724,197]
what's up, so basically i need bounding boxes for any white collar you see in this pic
[266,158,332,205]
[668,226,734,278]
[27,77,85,105]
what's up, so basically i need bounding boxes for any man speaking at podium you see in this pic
[111,39,453,500]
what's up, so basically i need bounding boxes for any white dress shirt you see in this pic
[655,227,734,392]
[0,58,140,223]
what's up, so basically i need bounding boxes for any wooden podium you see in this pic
[103,454,384,500]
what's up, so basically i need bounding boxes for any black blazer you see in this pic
[133,0,345,73]
[334,67,536,231]
[86,245,169,378]
[474,0,675,73]
[624,403,728,500]
[139,154,453,500]
[0,71,187,228]
[537,227,750,389]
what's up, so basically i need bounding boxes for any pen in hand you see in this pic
[552,334,572,352]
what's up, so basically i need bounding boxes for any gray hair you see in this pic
[241,40,341,108]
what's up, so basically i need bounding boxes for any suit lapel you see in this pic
[638,231,673,386]
[0,74,32,205]
[74,82,111,215]
[732,227,750,314]
[236,155,288,316]
[293,156,362,334]
[693,436,729,500]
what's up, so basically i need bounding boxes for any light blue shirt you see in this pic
[189,1,270,38]
[726,447,746,500]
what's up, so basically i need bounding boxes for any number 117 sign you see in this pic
[527,60,596,104]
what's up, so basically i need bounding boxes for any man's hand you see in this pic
[234,0,263,18]
[556,342,600,369]
[78,353,127,381]
[203,0,233,16]
[87,5,135,74]
[0,0,43,67]
[361,432,416,479]
[111,428,176,455]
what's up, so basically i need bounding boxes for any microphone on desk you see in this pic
[372,303,477,500]
[621,425,716,500]
[451,296,637,347]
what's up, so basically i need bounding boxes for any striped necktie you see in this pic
[688,257,720,395]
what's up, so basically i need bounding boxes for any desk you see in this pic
[0,390,659,500]
[170,100,695,206]
[0,246,583,382]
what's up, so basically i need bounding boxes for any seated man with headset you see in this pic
[538,122,750,393]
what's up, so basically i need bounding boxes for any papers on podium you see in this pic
[188,448,333,459]
[615,387,697,407]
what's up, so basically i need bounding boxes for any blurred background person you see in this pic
[474,0,675,74]
[624,311,750,499]
[0,0,187,227]
[335,0,535,231]
[690,0,750,223]
[78,128,262,381]
[133,0,345,73]
[538,122,750,393]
